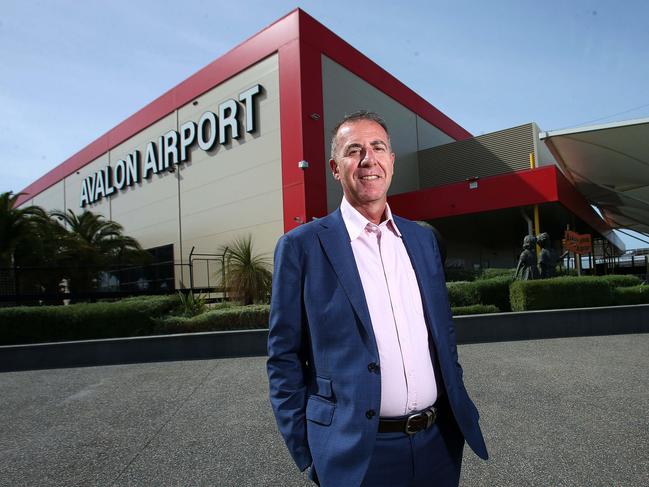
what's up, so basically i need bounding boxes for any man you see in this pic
[267,111,487,487]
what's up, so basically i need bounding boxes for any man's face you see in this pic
[330,119,395,210]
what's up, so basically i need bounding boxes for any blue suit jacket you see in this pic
[267,209,487,487]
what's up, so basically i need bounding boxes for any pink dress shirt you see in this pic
[340,197,438,417]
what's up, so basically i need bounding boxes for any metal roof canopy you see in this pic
[540,117,649,237]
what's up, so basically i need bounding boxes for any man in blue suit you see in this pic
[267,111,487,486]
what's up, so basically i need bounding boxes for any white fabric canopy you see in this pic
[540,118,649,236]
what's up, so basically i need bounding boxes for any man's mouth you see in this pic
[359,175,380,180]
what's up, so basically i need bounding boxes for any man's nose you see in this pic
[360,147,377,165]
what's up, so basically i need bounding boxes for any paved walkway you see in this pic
[1,334,647,486]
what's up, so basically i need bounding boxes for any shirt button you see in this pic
[366,409,376,419]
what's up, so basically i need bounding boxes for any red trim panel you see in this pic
[388,165,612,235]
[388,166,559,220]
[297,30,327,224]
[278,39,306,232]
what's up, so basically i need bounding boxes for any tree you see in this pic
[218,235,272,305]
[0,192,49,267]
[49,209,150,292]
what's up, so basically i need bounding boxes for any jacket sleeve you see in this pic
[428,228,464,380]
[266,234,312,471]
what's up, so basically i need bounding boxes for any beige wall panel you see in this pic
[31,180,65,213]
[177,55,283,265]
[54,55,282,287]
[184,220,280,288]
[180,189,283,285]
[179,133,281,215]
[177,54,279,133]
[321,57,455,212]
[64,153,111,219]
[108,113,180,251]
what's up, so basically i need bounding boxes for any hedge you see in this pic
[612,285,649,305]
[446,276,512,311]
[473,276,513,312]
[451,304,500,316]
[445,267,477,282]
[446,281,479,307]
[0,295,180,346]
[509,276,614,311]
[480,268,515,280]
[598,274,641,288]
[153,305,270,334]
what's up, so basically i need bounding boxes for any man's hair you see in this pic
[329,110,391,160]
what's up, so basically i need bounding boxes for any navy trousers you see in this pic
[360,400,464,487]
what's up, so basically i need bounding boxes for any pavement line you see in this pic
[108,361,221,486]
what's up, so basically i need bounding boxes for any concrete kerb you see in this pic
[1,304,648,372]
[454,303,649,343]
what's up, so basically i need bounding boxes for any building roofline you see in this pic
[540,117,649,139]
[16,8,471,210]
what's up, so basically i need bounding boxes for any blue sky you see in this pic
[2,1,648,246]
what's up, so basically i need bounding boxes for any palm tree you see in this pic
[50,209,149,292]
[218,235,272,305]
[50,210,145,263]
[0,192,50,267]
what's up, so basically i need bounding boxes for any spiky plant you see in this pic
[177,290,208,317]
[218,235,272,305]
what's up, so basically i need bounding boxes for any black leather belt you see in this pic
[378,406,437,435]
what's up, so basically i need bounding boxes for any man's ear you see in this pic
[329,159,340,180]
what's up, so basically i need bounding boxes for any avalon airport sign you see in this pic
[79,84,262,207]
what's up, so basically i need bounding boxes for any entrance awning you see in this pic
[540,118,649,236]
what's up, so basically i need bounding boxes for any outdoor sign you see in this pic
[562,230,592,254]
[79,84,263,207]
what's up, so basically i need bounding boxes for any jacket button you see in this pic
[367,362,380,373]
[365,409,376,419]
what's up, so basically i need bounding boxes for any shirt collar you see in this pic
[340,196,402,241]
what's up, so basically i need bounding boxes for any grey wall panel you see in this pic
[321,56,454,212]
[419,123,536,187]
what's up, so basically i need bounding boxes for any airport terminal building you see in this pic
[17,9,641,290]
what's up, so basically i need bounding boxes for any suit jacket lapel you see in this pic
[317,210,376,347]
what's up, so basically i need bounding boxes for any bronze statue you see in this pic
[515,235,539,280]
[537,232,566,278]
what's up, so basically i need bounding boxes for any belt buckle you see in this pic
[404,407,436,435]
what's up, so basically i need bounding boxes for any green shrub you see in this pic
[473,276,513,312]
[0,295,180,345]
[177,291,207,317]
[153,304,270,333]
[446,281,479,307]
[598,274,641,288]
[510,276,614,311]
[451,304,500,316]
[445,267,477,282]
[446,276,512,311]
[479,268,515,280]
[612,285,649,305]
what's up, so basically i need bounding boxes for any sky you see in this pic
[2,0,649,246]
